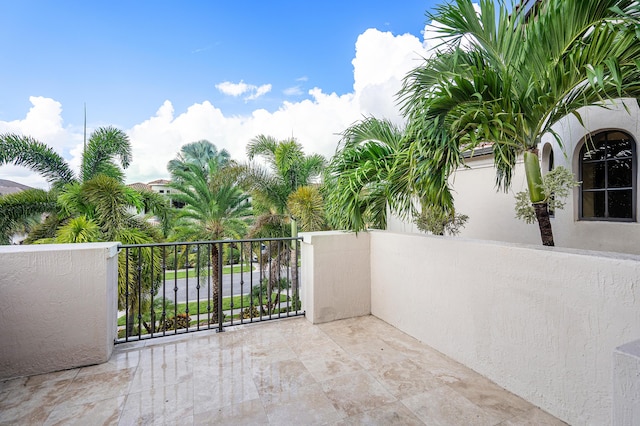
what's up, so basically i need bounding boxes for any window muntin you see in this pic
[579,131,636,221]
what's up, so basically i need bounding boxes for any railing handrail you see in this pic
[116,236,303,343]
[118,235,303,249]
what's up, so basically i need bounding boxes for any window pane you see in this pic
[608,190,633,218]
[607,135,633,159]
[582,191,605,218]
[582,162,606,189]
[608,158,633,188]
[582,142,606,161]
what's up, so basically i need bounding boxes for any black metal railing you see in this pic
[116,237,303,343]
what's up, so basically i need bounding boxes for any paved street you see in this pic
[157,269,299,303]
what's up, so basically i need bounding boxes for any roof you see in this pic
[462,145,494,159]
[127,182,153,192]
[0,179,33,196]
[147,179,171,185]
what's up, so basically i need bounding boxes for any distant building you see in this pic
[0,179,34,244]
[147,179,172,195]
[0,179,32,196]
[127,182,153,193]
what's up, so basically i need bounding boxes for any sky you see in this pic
[0,0,443,189]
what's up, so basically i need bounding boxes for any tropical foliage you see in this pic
[167,139,231,177]
[167,147,252,322]
[242,135,326,235]
[397,0,640,246]
[0,128,167,335]
[324,117,404,232]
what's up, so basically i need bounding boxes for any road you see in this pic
[155,269,300,303]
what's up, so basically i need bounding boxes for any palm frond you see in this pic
[0,189,57,244]
[0,134,76,186]
[81,126,132,182]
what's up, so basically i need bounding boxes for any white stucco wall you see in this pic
[614,339,640,425]
[301,231,371,324]
[368,231,640,425]
[387,99,640,255]
[0,243,119,379]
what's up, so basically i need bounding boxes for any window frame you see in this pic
[578,130,637,222]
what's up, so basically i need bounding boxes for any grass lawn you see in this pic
[117,294,258,326]
[164,263,251,280]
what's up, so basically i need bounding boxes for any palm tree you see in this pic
[242,135,326,235]
[0,127,134,242]
[167,139,231,177]
[324,117,404,232]
[168,158,251,323]
[398,0,640,246]
[288,186,327,232]
[241,135,326,310]
[1,127,167,335]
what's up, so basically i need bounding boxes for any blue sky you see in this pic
[0,0,439,187]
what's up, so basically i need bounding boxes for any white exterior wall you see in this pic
[614,339,640,425]
[388,99,640,255]
[0,243,119,379]
[299,230,640,423]
[301,231,371,324]
[368,231,640,425]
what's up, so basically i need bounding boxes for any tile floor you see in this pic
[0,316,566,425]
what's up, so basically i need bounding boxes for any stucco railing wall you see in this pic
[301,231,371,324]
[0,243,119,380]
[367,231,640,425]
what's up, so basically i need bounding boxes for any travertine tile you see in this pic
[262,383,344,425]
[0,375,74,425]
[252,359,316,396]
[447,375,533,421]
[128,354,192,394]
[193,363,260,413]
[368,358,441,398]
[44,395,125,425]
[320,371,397,417]
[500,407,569,425]
[193,398,269,425]
[119,381,194,425]
[334,401,425,426]
[403,385,503,426]
[349,339,412,370]
[298,345,363,381]
[3,316,565,425]
[57,368,136,408]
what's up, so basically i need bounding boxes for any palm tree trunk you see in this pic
[533,202,554,246]
[524,150,554,246]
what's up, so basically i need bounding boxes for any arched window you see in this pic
[579,130,636,221]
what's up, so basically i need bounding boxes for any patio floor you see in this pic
[0,315,566,425]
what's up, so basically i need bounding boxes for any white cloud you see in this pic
[283,86,303,96]
[246,84,272,101]
[216,80,251,97]
[216,80,272,101]
[1,27,435,187]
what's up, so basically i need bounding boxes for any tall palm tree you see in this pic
[324,117,404,232]
[242,135,326,235]
[0,126,134,242]
[168,159,251,322]
[398,0,640,246]
[241,135,326,308]
[1,127,166,335]
[167,139,231,177]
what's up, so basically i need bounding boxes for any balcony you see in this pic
[0,316,564,424]
[1,231,639,424]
